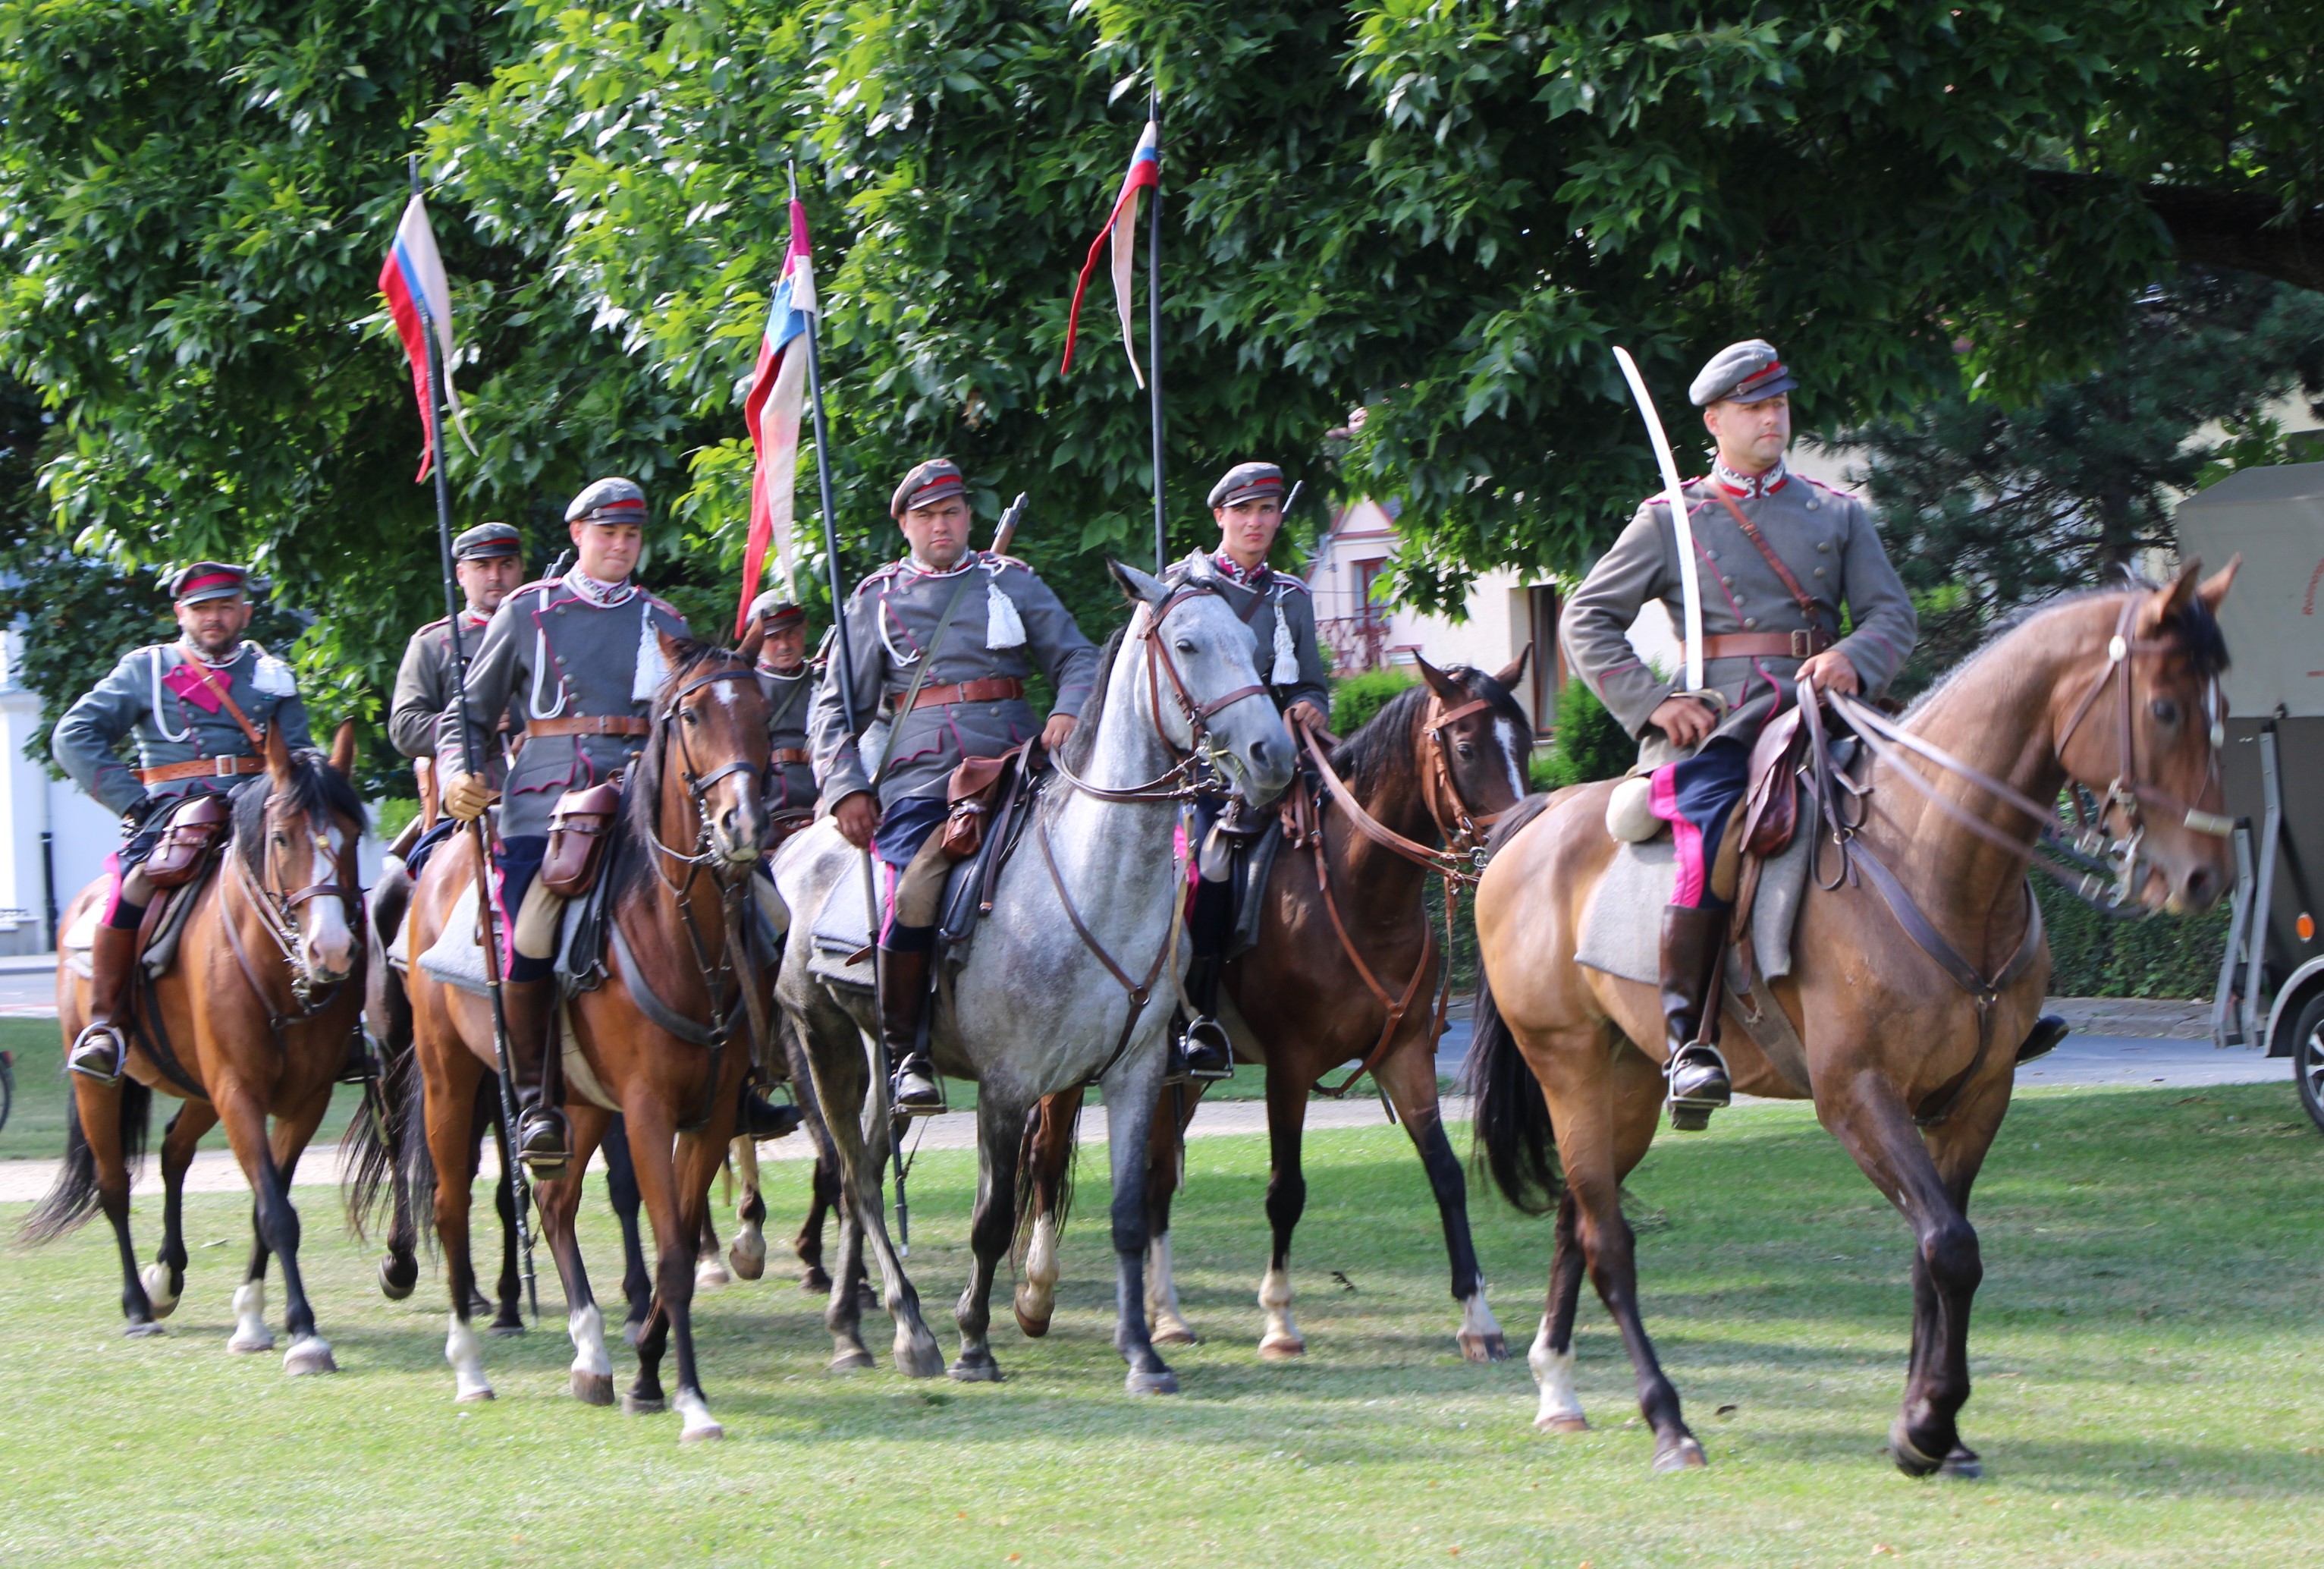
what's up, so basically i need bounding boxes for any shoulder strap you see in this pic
[870,569,978,792]
[180,657,269,753]
[1708,488,1823,629]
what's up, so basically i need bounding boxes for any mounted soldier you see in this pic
[744,589,819,841]
[809,457,1099,1112]
[1163,461,1330,1078]
[1559,340,1919,1126]
[52,561,316,1083]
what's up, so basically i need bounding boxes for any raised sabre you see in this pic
[1612,347,1705,692]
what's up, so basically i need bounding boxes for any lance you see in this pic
[1612,346,1706,693]
[1148,89,1167,574]
[409,155,539,1321]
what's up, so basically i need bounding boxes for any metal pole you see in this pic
[410,154,539,1322]
[1147,90,1167,574]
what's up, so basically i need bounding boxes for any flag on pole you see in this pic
[378,192,479,481]
[1060,119,1160,384]
[734,199,818,640]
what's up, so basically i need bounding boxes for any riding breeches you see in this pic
[870,794,954,944]
[489,834,565,982]
[1650,737,1751,909]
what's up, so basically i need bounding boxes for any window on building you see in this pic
[1528,584,1565,735]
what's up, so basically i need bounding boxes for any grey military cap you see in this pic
[889,457,968,517]
[1208,461,1287,510]
[452,521,523,561]
[566,476,649,525]
[1689,339,1797,407]
[748,589,806,629]
[166,561,265,605]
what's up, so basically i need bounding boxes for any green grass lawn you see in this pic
[2,1083,2319,1566]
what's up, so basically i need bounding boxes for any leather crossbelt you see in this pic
[1683,629,1833,662]
[909,677,1023,710]
[527,715,650,738]
[771,747,811,766]
[137,755,266,784]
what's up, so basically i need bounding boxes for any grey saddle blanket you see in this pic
[807,852,985,991]
[411,882,595,998]
[62,855,218,983]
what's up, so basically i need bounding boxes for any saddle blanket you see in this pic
[1574,790,1818,989]
[62,862,215,983]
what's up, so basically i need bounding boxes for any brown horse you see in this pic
[1008,656,1531,1360]
[24,724,366,1374]
[1468,565,2238,1473]
[394,633,768,1440]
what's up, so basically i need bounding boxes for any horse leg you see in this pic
[212,1082,334,1374]
[1141,1080,1203,1346]
[1529,1188,1592,1432]
[696,1205,730,1291]
[950,1093,1028,1382]
[1013,1089,1079,1338]
[794,1152,837,1294]
[143,1099,217,1321]
[600,1113,654,1345]
[1375,1034,1506,1362]
[1099,1042,1175,1395]
[488,1118,526,1336]
[662,1123,735,1441]
[426,1054,494,1402]
[1256,1061,1310,1361]
[728,1137,768,1280]
[375,1046,421,1301]
[74,1077,161,1336]
[535,1105,615,1406]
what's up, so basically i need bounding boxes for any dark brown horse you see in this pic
[24,724,366,1373]
[394,633,768,1439]
[1468,566,2238,1473]
[1006,656,1531,1360]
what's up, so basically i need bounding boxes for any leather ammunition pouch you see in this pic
[941,748,1025,860]
[542,778,623,898]
[1740,704,1810,859]
[144,794,232,890]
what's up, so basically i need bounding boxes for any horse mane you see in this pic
[1901,580,2230,725]
[231,747,369,880]
[612,637,741,904]
[1057,620,1132,775]
[1329,665,1532,797]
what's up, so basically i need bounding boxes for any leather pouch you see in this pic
[542,778,623,897]
[941,750,1022,860]
[143,794,231,889]
[1741,706,1807,858]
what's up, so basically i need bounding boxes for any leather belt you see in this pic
[526,715,650,738]
[909,677,1023,711]
[772,747,811,766]
[1685,629,1832,662]
[137,755,265,784]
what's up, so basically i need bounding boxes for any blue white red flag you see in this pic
[1060,118,1160,385]
[735,199,818,638]
[377,192,476,482]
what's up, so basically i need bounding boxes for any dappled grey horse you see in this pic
[773,561,1293,1392]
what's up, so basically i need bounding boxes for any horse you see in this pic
[1466,564,2238,1473]
[387,631,770,1439]
[1010,656,1534,1363]
[772,560,1293,1391]
[23,723,366,1375]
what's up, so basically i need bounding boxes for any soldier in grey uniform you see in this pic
[52,562,315,1081]
[387,520,527,884]
[1560,340,1918,1125]
[744,589,819,829]
[1163,461,1330,1077]
[438,477,689,1172]
[810,457,1099,1110]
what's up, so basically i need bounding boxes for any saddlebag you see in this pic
[143,793,231,890]
[941,747,1025,860]
[542,778,623,898]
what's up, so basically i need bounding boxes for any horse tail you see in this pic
[1464,790,1562,1215]
[20,1074,152,1244]
[1012,1093,1082,1266]
[341,1036,404,1241]
[397,1044,441,1261]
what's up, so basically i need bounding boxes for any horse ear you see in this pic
[2197,553,2242,613]
[1491,643,1533,691]
[1412,653,1464,703]
[2137,559,2203,637]
[655,627,689,671]
[328,718,356,778]
[264,718,294,784]
[1107,558,1167,608]
[736,621,767,665]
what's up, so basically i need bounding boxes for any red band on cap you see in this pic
[1735,361,1785,390]
[175,571,240,599]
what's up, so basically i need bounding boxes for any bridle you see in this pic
[223,793,361,1032]
[644,664,767,888]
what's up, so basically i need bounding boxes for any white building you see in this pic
[0,628,125,955]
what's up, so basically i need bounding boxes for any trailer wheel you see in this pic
[2294,992,2324,1137]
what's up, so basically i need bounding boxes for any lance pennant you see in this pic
[378,192,477,483]
[736,199,818,639]
[1060,119,1160,385]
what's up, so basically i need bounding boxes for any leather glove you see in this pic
[442,771,491,822]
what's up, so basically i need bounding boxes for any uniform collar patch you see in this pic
[903,552,978,580]
[1210,551,1270,586]
[566,569,638,608]
[1712,457,1789,499]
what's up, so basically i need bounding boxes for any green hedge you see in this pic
[2036,880,2228,999]
[1330,666,1417,736]
[1532,675,1633,792]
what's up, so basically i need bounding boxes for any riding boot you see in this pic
[1659,903,1732,1130]
[501,975,571,1177]
[2016,1013,2069,1066]
[878,942,943,1114]
[337,1027,378,1086]
[736,1077,804,1140]
[1178,951,1236,1081]
[68,922,143,1083]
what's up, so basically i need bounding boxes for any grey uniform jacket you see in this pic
[438,577,691,840]
[809,551,1098,810]
[756,663,818,811]
[389,612,523,786]
[1560,469,1917,772]
[1166,550,1330,718]
[54,640,316,817]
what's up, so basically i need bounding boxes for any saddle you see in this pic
[64,794,233,983]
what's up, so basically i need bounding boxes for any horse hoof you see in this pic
[1939,1445,1983,1480]
[284,1336,339,1376]
[1258,1335,1306,1362]
[1012,1302,1054,1339]
[801,1266,833,1294]
[696,1257,731,1291]
[1125,1368,1179,1397]
[1460,1331,1509,1363]
[1537,1413,1590,1435]
[729,1243,766,1281]
[1887,1419,1946,1478]
[621,1392,667,1416]
[1652,1435,1708,1473]
[456,1385,495,1404]
[124,1320,166,1339]
[140,1265,180,1319]
[623,1318,646,1348]
[228,1330,275,1355]
[571,1370,616,1406]
[676,1391,722,1442]
[1151,1321,1198,1347]
[489,1320,526,1338]
[948,1352,1004,1383]
[680,1420,724,1444]
[828,1346,875,1373]
[896,1332,946,1380]
[378,1255,418,1301]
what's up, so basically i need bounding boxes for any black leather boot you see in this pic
[1177,868,1236,1080]
[68,921,143,1083]
[1659,903,1732,1130]
[878,942,943,1114]
[736,1079,805,1139]
[1177,952,1236,1080]
[501,976,570,1178]
[2016,1013,2069,1065]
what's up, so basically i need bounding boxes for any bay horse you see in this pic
[1011,656,1533,1363]
[1468,565,2238,1473]
[772,561,1292,1391]
[24,723,365,1375]
[391,632,769,1440]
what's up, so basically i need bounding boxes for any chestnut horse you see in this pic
[24,724,366,1374]
[395,633,768,1440]
[1010,657,1532,1362]
[1468,566,2238,1473]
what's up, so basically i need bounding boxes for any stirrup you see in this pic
[517,1109,572,1181]
[68,1023,127,1086]
[891,1058,947,1117]
[1179,1017,1236,1082]
[1665,1042,1731,1133]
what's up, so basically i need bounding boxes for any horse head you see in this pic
[1413,652,1534,839]
[1108,560,1295,807]
[2053,559,2241,914]
[252,718,365,985]
[651,631,771,870]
